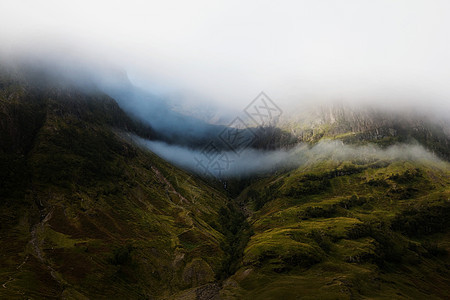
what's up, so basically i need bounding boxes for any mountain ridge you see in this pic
[0,72,238,299]
[0,67,449,299]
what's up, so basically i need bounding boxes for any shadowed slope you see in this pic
[0,75,232,299]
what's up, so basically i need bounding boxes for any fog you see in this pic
[1,1,450,178]
[133,136,445,178]
[1,0,450,118]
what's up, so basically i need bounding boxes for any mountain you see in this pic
[221,158,450,299]
[280,104,450,160]
[216,106,450,298]
[0,66,449,299]
[0,71,238,299]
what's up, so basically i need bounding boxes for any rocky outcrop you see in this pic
[281,104,450,160]
[182,259,215,288]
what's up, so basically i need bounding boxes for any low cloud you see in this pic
[133,136,445,178]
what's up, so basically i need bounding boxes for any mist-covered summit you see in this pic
[100,65,450,164]
[2,0,450,297]
[3,58,449,181]
[1,56,450,299]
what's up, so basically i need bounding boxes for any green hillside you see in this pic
[0,71,449,299]
[0,77,234,299]
[222,158,450,299]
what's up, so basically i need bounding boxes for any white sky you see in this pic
[1,0,450,113]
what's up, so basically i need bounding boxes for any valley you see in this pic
[0,69,449,299]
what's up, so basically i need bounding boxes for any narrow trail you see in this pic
[1,255,28,289]
[29,207,66,290]
[1,208,63,295]
[152,165,189,204]
[0,206,67,297]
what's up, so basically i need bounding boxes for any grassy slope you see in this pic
[0,81,232,299]
[222,159,450,299]
[1,72,450,299]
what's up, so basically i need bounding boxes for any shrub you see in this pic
[339,195,367,209]
[110,244,134,265]
[391,203,450,236]
[422,241,448,258]
[308,229,332,252]
[302,206,336,219]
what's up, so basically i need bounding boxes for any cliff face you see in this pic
[281,104,450,160]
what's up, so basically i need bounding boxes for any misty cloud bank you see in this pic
[2,1,450,118]
[2,0,450,179]
[133,136,445,178]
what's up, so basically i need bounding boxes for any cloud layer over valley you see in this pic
[1,1,450,178]
[134,136,445,178]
